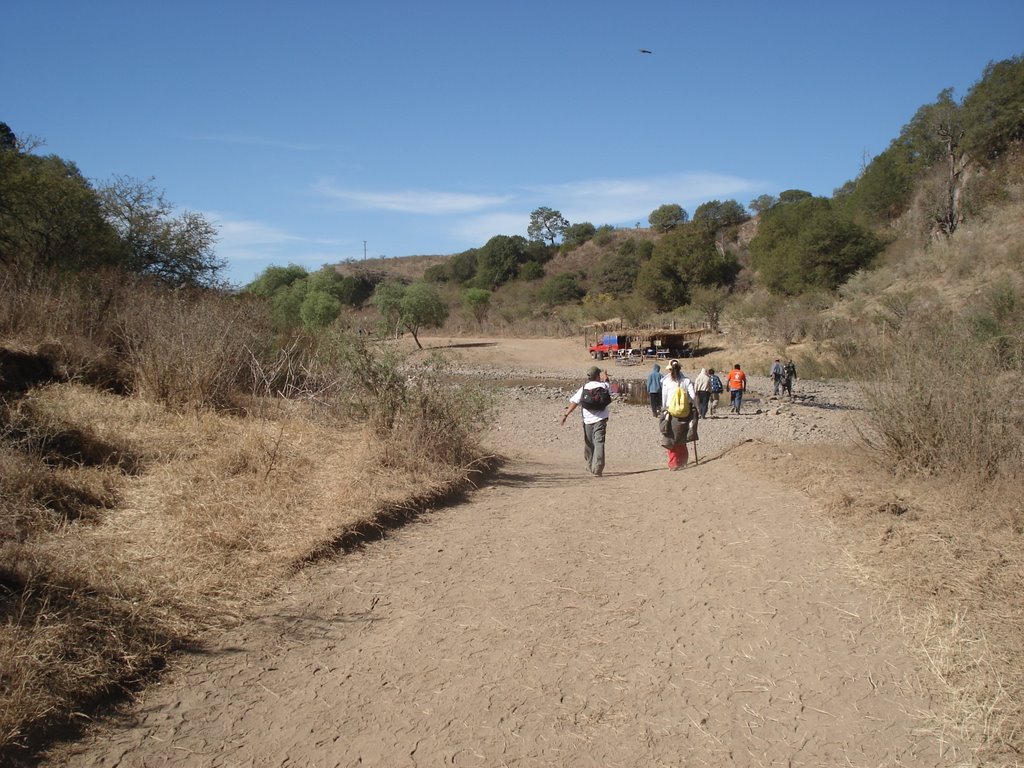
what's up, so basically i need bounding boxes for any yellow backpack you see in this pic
[666,385,691,418]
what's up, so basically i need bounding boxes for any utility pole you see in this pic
[363,241,367,260]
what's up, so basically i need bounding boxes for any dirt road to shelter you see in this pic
[57,338,964,767]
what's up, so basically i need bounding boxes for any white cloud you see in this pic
[529,172,764,225]
[213,218,302,250]
[206,213,353,279]
[313,180,512,215]
[438,172,762,246]
[448,213,529,246]
[311,170,763,226]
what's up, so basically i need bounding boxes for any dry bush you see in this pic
[0,393,128,545]
[326,333,493,472]
[115,287,269,409]
[785,350,844,381]
[961,144,1024,219]
[0,270,130,391]
[391,360,492,470]
[0,269,279,407]
[0,450,119,539]
[859,311,1024,483]
[723,289,838,349]
[317,331,407,432]
[767,303,818,344]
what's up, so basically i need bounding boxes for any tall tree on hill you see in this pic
[592,251,640,296]
[648,203,688,232]
[0,122,16,151]
[692,199,749,234]
[635,226,737,310]
[842,89,967,231]
[245,264,308,297]
[837,149,912,223]
[373,282,406,339]
[463,288,491,327]
[527,207,568,245]
[398,282,449,349]
[446,248,478,284]
[749,194,777,215]
[907,89,966,235]
[778,189,813,206]
[562,221,596,248]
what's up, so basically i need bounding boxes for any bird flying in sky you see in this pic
[639,49,652,54]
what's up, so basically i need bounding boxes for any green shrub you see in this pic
[751,196,884,294]
[518,261,544,281]
[537,273,584,306]
[299,290,343,330]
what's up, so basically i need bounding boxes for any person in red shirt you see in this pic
[727,364,747,414]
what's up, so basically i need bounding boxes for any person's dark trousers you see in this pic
[697,391,710,418]
[649,392,661,416]
[583,419,607,475]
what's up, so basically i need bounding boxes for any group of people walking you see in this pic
[769,358,798,397]
[649,362,750,418]
[561,357,799,477]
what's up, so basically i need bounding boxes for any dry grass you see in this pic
[742,441,1024,765]
[0,379,489,760]
[0,273,495,762]
[714,189,1024,764]
[334,254,450,283]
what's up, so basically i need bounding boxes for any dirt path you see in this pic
[56,339,962,767]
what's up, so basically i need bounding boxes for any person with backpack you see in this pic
[693,367,712,418]
[708,368,723,417]
[727,363,747,414]
[659,359,698,471]
[560,365,612,477]
[782,359,797,397]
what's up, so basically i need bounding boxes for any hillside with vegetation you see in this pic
[1,53,1023,763]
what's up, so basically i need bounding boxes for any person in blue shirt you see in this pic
[708,368,724,417]
[770,358,784,396]
[645,363,662,417]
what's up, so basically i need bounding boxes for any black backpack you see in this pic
[579,384,612,411]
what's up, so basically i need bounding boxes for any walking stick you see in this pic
[692,438,699,465]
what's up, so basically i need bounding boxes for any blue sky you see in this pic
[5,1,1023,287]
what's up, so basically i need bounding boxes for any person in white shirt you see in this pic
[560,365,612,477]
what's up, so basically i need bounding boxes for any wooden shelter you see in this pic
[583,320,706,361]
